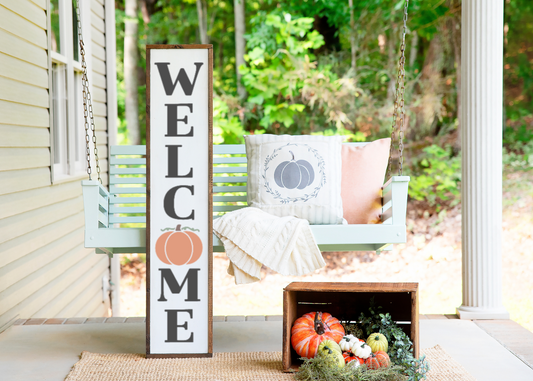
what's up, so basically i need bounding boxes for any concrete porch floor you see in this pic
[0,316,532,381]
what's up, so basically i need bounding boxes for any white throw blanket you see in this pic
[213,207,325,284]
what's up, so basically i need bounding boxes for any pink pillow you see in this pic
[341,138,391,224]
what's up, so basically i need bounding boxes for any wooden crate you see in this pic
[283,282,419,372]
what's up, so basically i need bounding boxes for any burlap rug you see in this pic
[65,345,476,381]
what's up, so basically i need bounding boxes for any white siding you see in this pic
[0,0,113,326]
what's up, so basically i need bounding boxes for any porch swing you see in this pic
[81,2,411,256]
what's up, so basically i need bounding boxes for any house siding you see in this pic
[0,0,114,327]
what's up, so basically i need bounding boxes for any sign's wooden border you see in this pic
[146,44,213,358]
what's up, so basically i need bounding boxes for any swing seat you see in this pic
[82,144,409,255]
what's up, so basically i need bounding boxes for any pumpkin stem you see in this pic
[314,312,326,335]
[176,224,182,232]
[289,150,295,161]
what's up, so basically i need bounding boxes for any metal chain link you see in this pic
[387,0,409,179]
[76,1,101,183]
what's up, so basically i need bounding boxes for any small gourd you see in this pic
[317,340,344,368]
[342,351,364,365]
[343,352,362,367]
[339,334,359,352]
[366,332,389,353]
[317,339,342,355]
[352,340,372,359]
[364,350,390,370]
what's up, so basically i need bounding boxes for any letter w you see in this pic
[155,62,204,96]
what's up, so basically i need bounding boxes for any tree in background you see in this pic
[124,0,140,144]
[234,0,246,99]
[196,0,209,44]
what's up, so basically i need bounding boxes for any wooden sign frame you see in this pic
[146,45,213,358]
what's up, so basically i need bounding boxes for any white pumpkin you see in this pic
[352,341,372,359]
[339,335,359,352]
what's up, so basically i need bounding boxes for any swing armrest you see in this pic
[381,176,410,225]
[82,180,111,229]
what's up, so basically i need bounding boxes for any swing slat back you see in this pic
[108,146,147,226]
[83,144,409,255]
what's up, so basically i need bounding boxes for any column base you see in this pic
[456,306,510,320]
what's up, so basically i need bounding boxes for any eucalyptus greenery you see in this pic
[357,301,430,381]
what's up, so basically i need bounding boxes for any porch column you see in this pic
[457,0,509,319]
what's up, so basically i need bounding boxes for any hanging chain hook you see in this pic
[387,0,409,179]
[76,0,102,183]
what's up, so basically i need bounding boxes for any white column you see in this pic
[457,0,509,320]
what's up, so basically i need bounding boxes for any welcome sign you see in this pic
[146,45,213,357]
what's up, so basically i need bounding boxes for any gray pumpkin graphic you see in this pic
[273,150,315,190]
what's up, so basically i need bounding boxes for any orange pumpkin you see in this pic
[364,350,390,370]
[155,225,203,266]
[291,311,345,359]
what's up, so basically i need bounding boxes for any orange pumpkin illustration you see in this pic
[155,225,203,266]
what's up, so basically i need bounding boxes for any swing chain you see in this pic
[387,0,408,179]
[76,1,101,183]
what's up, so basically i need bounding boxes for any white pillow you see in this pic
[245,134,344,224]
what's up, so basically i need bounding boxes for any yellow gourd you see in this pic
[366,332,388,353]
[317,340,345,368]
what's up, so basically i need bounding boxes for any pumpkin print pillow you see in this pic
[245,134,344,224]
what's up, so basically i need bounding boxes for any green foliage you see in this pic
[504,124,533,147]
[408,145,461,209]
[504,0,533,119]
[239,9,400,137]
[503,123,533,170]
[213,96,246,144]
[503,140,533,171]
[358,301,430,381]
[240,11,324,131]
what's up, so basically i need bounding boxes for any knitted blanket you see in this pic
[213,207,325,284]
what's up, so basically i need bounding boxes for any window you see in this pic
[50,0,86,180]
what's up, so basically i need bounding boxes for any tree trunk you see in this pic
[138,0,151,96]
[348,0,356,76]
[450,1,462,151]
[219,24,225,78]
[412,29,444,140]
[125,0,140,144]
[234,0,246,99]
[197,0,209,44]
[139,0,151,24]
[409,30,419,69]
[387,27,397,102]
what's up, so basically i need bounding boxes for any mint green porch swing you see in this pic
[80,2,411,256]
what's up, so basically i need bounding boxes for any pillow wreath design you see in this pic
[262,143,326,204]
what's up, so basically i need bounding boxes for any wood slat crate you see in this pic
[282,282,419,372]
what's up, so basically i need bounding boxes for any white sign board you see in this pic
[147,45,213,357]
